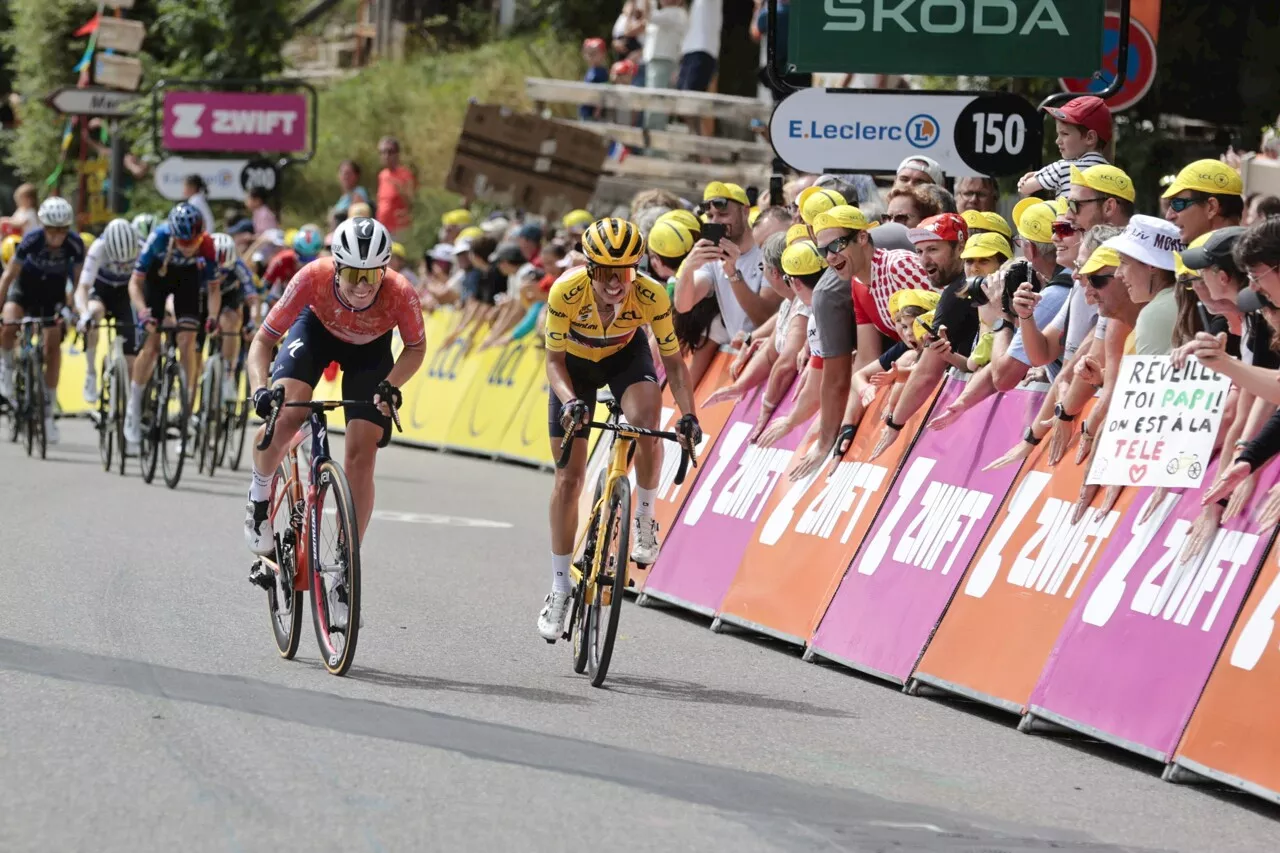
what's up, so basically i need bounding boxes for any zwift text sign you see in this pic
[163,91,308,154]
[788,0,1105,78]
[1087,356,1230,488]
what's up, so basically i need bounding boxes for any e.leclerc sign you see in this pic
[768,89,1042,178]
[788,0,1106,78]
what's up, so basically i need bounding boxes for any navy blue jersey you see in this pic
[135,223,216,285]
[15,228,85,292]
[218,258,256,297]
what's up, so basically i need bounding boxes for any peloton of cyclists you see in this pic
[74,219,142,403]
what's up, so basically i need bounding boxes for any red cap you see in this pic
[1046,96,1112,143]
[582,37,606,53]
[908,213,969,245]
[610,59,638,78]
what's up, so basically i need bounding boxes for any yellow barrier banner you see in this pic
[444,335,543,454]
[496,363,554,467]
[401,314,477,446]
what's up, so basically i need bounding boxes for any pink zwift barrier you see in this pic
[807,381,1044,682]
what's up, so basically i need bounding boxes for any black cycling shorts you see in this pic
[270,307,393,428]
[6,278,66,320]
[547,332,658,439]
[88,284,139,356]
[144,262,201,326]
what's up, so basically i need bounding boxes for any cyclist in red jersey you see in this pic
[261,224,324,304]
[244,217,426,555]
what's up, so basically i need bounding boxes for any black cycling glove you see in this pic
[676,413,702,447]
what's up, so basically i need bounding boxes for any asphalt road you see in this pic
[2,419,1278,853]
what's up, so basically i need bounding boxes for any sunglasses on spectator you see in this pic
[1067,197,1106,215]
[1086,273,1114,289]
[816,235,853,257]
[704,198,731,212]
[886,213,912,225]
[1051,222,1079,239]
[1168,197,1204,213]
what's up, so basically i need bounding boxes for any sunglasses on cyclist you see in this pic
[1051,221,1079,240]
[817,235,853,257]
[1168,197,1203,213]
[174,235,201,249]
[336,265,386,287]
[1067,197,1106,216]
[589,264,637,283]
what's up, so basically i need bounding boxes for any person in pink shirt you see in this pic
[246,187,279,235]
[376,136,417,240]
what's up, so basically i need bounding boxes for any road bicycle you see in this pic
[248,390,401,676]
[222,341,253,473]
[2,316,59,460]
[138,324,191,489]
[555,399,696,687]
[85,319,132,474]
[194,331,244,478]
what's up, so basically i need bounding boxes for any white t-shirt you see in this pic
[644,6,689,63]
[1048,283,1099,362]
[682,0,723,58]
[774,297,810,354]
[694,242,765,341]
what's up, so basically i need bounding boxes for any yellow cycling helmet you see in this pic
[648,220,694,260]
[781,240,827,277]
[1,234,19,264]
[80,231,96,249]
[582,218,645,267]
[657,209,701,236]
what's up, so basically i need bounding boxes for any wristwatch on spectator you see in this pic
[885,415,904,431]
[1054,403,1076,422]
[1023,426,1042,446]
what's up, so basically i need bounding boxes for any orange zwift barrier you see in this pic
[714,384,941,644]
[912,400,1139,713]
[1172,543,1280,804]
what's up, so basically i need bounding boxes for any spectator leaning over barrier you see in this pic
[925,202,1075,431]
[1018,96,1112,197]
[724,207,792,369]
[678,0,721,93]
[894,156,944,192]
[675,181,777,341]
[1067,164,1135,231]
[1163,158,1244,245]
[885,185,942,229]
[956,177,999,213]
[867,213,972,460]
[797,186,845,234]
[516,223,544,269]
[1167,226,1280,561]
[1103,215,1184,355]
[647,219,695,294]
[1200,217,1280,525]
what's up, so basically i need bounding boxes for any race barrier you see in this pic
[49,327,1280,810]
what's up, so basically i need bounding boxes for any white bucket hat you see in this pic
[1102,214,1184,271]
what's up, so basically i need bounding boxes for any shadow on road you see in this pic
[604,674,856,719]
[347,665,589,706]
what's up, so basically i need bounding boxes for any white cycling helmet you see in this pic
[101,218,139,265]
[331,217,392,270]
[131,212,157,240]
[212,233,238,271]
[37,196,75,228]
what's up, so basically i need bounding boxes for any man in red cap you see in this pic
[1017,96,1112,197]
[869,213,979,459]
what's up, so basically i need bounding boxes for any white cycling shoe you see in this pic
[124,404,142,447]
[632,516,661,565]
[244,499,275,556]
[83,370,98,404]
[222,374,238,403]
[537,590,573,643]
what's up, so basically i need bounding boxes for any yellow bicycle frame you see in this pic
[568,425,646,607]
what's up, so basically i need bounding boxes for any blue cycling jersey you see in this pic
[15,228,85,292]
[135,223,216,285]
[218,258,256,296]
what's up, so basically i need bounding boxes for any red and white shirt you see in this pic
[263,258,426,347]
[852,248,932,338]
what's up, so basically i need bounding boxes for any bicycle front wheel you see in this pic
[27,354,45,459]
[115,359,129,476]
[160,364,189,489]
[98,359,115,471]
[309,459,362,676]
[227,366,250,471]
[195,358,215,474]
[587,476,631,688]
[267,460,304,658]
[570,467,607,674]
[140,374,161,484]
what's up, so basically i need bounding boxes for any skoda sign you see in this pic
[768,89,1042,178]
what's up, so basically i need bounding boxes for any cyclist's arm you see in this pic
[246,325,281,392]
[128,271,148,316]
[660,351,697,418]
[0,259,21,304]
[387,284,427,389]
[543,288,577,404]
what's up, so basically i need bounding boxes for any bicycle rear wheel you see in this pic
[160,362,189,489]
[309,459,362,676]
[98,359,115,471]
[202,355,224,476]
[26,353,45,459]
[586,476,631,688]
[140,374,161,484]
[267,459,304,658]
[195,358,215,474]
[570,468,607,674]
[115,359,129,476]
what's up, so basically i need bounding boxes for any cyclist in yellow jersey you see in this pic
[538,217,702,641]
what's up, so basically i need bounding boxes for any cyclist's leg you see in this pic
[336,330,394,539]
[0,295,25,398]
[126,274,169,443]
[219,290,243,397]
[610,336,664,561]
[182,279,205,408]
[39,296,62,441]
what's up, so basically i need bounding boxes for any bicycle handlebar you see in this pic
[255,397,403,452]
[555,420,698,487]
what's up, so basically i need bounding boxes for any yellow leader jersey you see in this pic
[544,267,680,362]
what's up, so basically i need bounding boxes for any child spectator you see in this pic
[580,38,609,121]
[1,183,39,236]
[1018,96,1112,197]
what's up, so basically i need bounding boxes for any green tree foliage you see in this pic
[145,0,292,81]
[1,0,95,186]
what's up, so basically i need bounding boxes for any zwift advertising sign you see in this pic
[162,90,308,154]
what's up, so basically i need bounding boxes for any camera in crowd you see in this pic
[963,259,1041,317]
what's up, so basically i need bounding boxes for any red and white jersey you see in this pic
[263,257,425,347]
